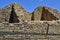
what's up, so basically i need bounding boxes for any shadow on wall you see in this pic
[9,5,19,23]
[31,7,59,21]
[31,12,34,21]
[41,7,59,21]
[9,5,59,23]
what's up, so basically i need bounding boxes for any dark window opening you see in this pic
[9,5,19,23]
[41,7,59,21]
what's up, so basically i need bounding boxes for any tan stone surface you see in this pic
[32,6,60,21]
[0,3,60,40]
[48,21,60,34]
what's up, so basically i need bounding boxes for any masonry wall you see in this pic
[0,20,60,40]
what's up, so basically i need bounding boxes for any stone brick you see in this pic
[0,2,60,40]
[48,21,60,34]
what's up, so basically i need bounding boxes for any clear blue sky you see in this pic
[0,0,60,13]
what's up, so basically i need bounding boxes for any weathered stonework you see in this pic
[0,3,60,40]
[32,6,60,21]
[0,3,31,23]
[0,20,60,40]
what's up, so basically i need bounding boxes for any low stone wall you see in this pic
[0,20,60,40]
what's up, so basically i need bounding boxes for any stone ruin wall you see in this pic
[0,3,60,40]
[0,20,60,40]
[31,6,60,21]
